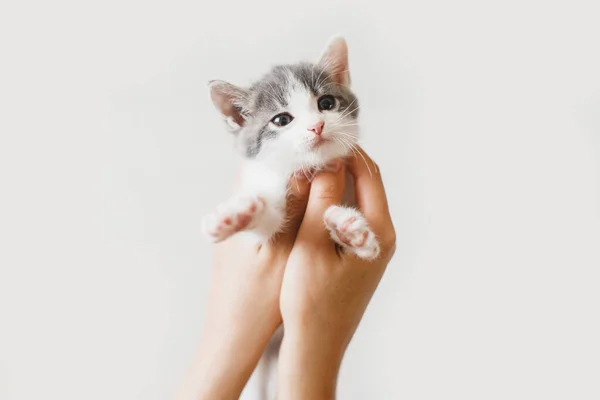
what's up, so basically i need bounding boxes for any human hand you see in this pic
[278,148,396,399]
[175,171,311,400]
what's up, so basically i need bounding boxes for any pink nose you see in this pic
[309,121,324,136]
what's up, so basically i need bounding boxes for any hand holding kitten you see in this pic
[175,174,311,400]
[278,148,396,399]
[190,36,395,399]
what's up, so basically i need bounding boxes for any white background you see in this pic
[1,0,599,399]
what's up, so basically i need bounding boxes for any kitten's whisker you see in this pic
[349,144,372,178]
[336,136,354,151]
[315,55,344,89]
[316,69,328,88]
[332,100,358,122]
[293,175,300,192]
[332,116,357,124]
[334,135,358,143]
[318,68,351,87]
[316,54,348,88]
[334,136,372,178]
[338,104,360,120]
[330,122,360,128]
[314,59,334,89]
[333,131,359,139]
[300,162,309,181]
[334,137,350,153]
[329,99,357,123]
[265,82,285,104]
[356,147,373,178]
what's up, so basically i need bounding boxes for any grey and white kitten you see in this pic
[203,36,380,260]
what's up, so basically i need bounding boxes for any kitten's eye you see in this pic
[271,113,294,127]
[317,95,336,111]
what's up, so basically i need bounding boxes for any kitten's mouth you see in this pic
[308,137,330,150]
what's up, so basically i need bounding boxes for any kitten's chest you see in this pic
[242,162,356,208]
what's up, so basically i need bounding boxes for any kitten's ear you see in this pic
[318,36,351,86]
[208,80,249,130]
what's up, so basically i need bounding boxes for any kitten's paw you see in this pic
[202,196,266,242]
[324,205,380,260]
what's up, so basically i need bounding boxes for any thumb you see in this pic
[297,160,346,243]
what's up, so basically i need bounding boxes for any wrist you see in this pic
[278,324,346,400]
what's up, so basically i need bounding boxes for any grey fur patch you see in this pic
[245,124,279,158]
[235,62,359,158]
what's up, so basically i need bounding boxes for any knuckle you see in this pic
[381,228,397,256]
[386,240,397,259]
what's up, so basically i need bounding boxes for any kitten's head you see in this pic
[208,36,359,170]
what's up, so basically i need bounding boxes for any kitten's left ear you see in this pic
[318,36,351,86]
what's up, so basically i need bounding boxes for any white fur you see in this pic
[202,84,365,244]
[324,205,381,260]
[204,37,381,400]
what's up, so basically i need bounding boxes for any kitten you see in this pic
[203,36,380,260]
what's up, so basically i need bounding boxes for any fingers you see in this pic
[347,147,396,253]
[297,161,346,243]
[288,172,312,217]
[277,172,312,244]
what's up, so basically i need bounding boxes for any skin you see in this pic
[174,168,311,400]
[278,148,396,399]
[174,148,396,400]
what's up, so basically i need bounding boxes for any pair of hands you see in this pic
[176,148,396,400]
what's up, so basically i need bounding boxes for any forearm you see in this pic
[175,327,271,400]
[175,286,281,400]
[277,327,347,400]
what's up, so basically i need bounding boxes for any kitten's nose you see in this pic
[309,121,324,136]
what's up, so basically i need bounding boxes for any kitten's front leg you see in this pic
[324,205,381,260]
[202,195,268,243]
[202,191,287,243]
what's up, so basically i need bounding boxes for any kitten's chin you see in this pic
[303,140,354,167]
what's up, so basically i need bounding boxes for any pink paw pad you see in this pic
[324,206,380,260]
[203,196,266,242]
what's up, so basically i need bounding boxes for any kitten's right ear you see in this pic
[208,80,249,131]
[318,36,351,86]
